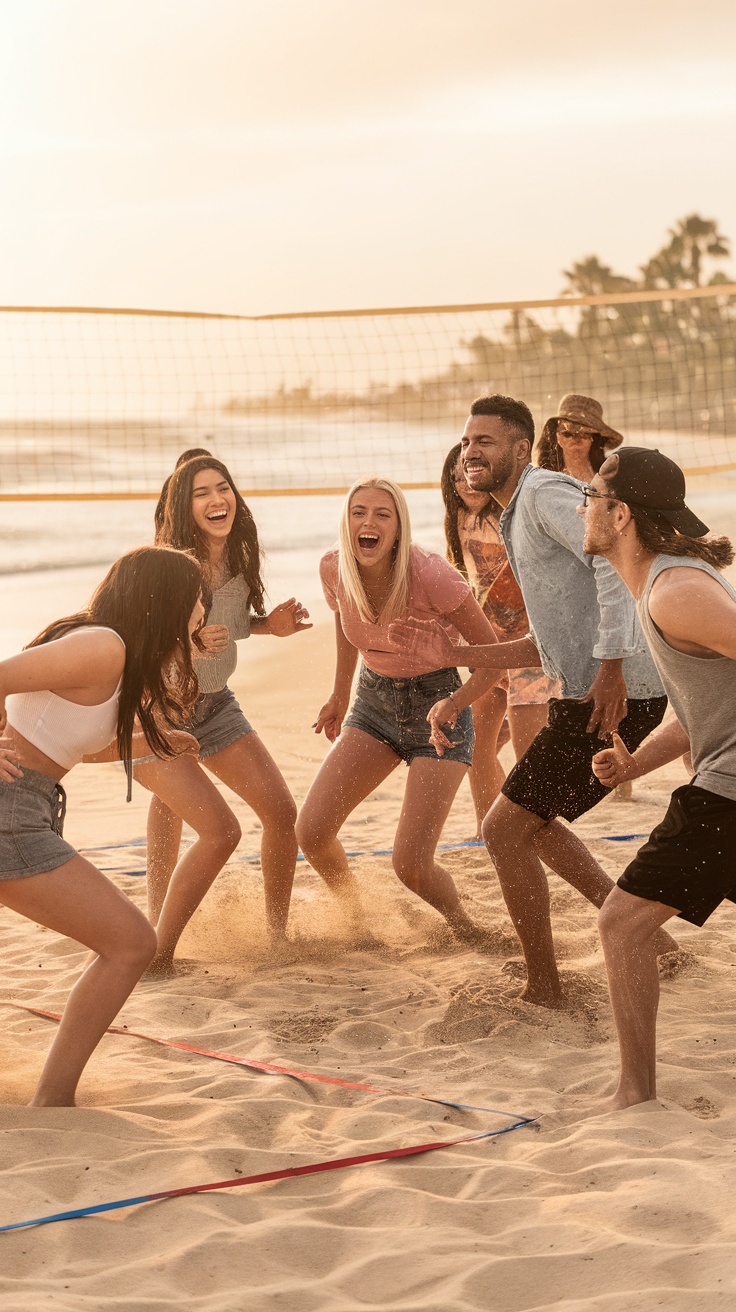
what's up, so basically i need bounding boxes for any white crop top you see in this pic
[5,627,125,769]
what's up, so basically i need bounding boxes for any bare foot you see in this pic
[585,1090,657,1116]
[499,957,565,1009]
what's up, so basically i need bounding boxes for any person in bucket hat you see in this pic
[537,393,623,482]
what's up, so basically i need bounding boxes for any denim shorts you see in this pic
[344,665,474,766]
[132,686,254,767]
[0,768,76,880]
[188,686,254,761]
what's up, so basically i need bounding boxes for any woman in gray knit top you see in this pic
[136,455,311,973]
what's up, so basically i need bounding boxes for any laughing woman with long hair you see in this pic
[136,454,310,972]
[296,477,501,945]
[0,546,204,1105]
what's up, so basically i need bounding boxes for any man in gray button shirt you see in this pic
[390,395,676,1007]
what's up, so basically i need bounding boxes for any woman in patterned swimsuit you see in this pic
[442,444,557,831]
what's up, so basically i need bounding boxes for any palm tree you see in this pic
[643,215,730,289]
[561,256,635,298]
[561,256,637,337]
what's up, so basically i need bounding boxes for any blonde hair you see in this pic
[338,477,412,624]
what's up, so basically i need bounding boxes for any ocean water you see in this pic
[2,433,736,660]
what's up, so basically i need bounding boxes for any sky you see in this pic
[1,0,735,316]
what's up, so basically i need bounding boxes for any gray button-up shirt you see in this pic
[499,465,664,700]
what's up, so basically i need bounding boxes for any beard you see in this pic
[464,448,515,494]
[583,520,618,557]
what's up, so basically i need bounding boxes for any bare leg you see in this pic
[143,794,183,924]
[205,733,299,941]
[296,728,401,924]
[482,795,564,1006]
[0,857,157,1105]
[467,685,507,834]
[134,755,241,972]
[508,702,549,762]
[596,887,679,1110]
[393,757,488,941]
[532,819,678,955]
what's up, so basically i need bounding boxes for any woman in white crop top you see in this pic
[135,454,311,974]
[0,545,205,1106]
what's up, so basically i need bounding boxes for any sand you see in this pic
[3,621,736,1311]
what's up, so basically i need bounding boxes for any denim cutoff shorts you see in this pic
[188,686,254,760]
[132,686,254,767]
[0,768,76,880]
[344,665,474,766]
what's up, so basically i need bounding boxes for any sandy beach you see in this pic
[2,619,736,1310]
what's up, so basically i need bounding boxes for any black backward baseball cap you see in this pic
[603,446,709,538]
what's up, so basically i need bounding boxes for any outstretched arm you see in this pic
[387,616,540,673]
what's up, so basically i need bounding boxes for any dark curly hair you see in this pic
[469,394,535,453]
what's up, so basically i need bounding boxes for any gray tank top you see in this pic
[194,574,251,694]
[638,554,736,801]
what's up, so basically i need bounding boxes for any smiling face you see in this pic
[461,414,528,501]
[348,485,400,571]
[453,457,489,513]
[190,467,237,543]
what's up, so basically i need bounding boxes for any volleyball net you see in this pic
[1,283,735,501]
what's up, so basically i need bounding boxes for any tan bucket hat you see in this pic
[553,394,623,448]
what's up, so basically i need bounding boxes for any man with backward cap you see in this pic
[580,446,736,1110]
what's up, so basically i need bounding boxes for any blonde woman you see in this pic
[296,477,501,945]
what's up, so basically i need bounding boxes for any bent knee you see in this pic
[123,917,158,971]
[295,809,328,857]
[598,886,655,943]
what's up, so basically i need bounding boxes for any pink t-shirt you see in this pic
[320,543,471,677]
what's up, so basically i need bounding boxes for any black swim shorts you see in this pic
[501,695,667,823]
[618,782,736,926]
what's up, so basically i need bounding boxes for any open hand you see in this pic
[387,618,456,670]
[268,598,312,637]
[592,732,638,788]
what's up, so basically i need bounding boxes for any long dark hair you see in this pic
[440,443,467,577]
[158,456,266,615]
[154,447,213,534]
[27,546,204,794]
[626,504,735,570]
[537,419,607,474]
